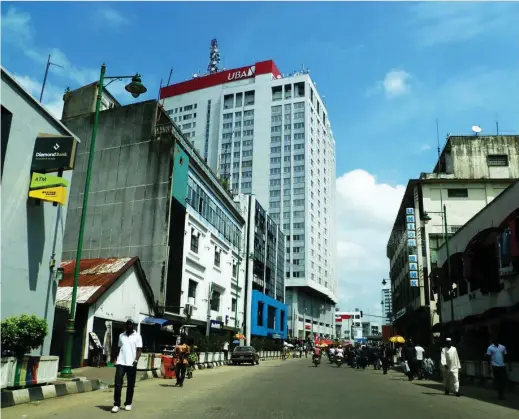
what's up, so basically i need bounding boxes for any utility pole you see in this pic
[206,282,213,337]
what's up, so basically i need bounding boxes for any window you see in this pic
[487,154,509,166]
[294,122,305,129]
[223,113,233,120]
[271,136,281,144]
[1,106,13,179]
[447,188,468,198]
[190,231,199,253]
[231,298,237,313]
[232,264,237,277]
[214,249,221,267]
[257,301,265,326]
[188,280,197,301]
[271,146,281,153]
[210,290,221,312]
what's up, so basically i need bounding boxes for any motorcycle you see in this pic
[336,353,344,367]
[328,353,335,364]
[313,355,321,367]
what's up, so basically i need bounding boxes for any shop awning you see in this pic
[141,317,169,326]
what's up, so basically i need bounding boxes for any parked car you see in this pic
[231,346,260,365]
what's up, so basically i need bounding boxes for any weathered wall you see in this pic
[449,135,519,179]
[61,101,172,303]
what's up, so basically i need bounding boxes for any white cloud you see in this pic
[99,6,130,28]
[335,170,406,311]
[368,69,412,99]
[408,2,519,47]
[13,73,64,119]
[382,70,411,97]
[1,7,152,114]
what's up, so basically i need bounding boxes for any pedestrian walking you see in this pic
[486,338,511,400]
[174,336,190,388]
[441,338,461,397]
[223,340,229,361]
[380,344,390,374]
[423,355,434,380]
[402,339,416,381]
[112,319,142,413]
[414,342,425,379]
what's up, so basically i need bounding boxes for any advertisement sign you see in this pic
[30,172,69,189]
[410,280,419,287]
[409,255,418,263]
[28,186,67,205]
[409,271,418,279]
[31,135,77,173]
[497,224,517,276]
[408,239,417,247]
[406,208,415,215]
[210,320,223,330]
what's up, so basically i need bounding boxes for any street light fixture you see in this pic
[60,64,147,378]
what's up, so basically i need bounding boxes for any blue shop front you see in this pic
[250,290,288,340]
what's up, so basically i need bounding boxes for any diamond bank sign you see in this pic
[227,65,256,81]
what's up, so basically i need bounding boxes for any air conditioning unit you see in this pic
[184,304,193,317]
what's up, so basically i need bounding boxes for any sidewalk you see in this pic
[388,368,519,410]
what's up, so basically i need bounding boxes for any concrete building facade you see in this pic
[160,60,337,338]
[381,287,392,324]
[60,84,246,335]
[435,181,519,357]
[1,67,79,355]
[387,135,519,343]
[234,193,286,344]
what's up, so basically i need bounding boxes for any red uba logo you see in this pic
[227,66,256,81]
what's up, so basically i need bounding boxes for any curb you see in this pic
[1,379,100,408]
[1,357,282,407]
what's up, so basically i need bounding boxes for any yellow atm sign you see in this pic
[30,173,69,189]
[29,186,67,205]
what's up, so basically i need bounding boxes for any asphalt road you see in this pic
[3,357,518,418]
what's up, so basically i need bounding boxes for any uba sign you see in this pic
[227,65,256,81]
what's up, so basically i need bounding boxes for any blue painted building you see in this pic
[250,290,288,339]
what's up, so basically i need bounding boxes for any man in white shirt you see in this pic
[486,338,510,400]
[441,338,461,397]
[414,343,425,379]
[112,319,143,413]
[223,341,229,361]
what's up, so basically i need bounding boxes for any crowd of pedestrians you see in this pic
[396,337,512,401]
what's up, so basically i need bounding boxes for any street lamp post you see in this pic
[422,204,454,330]
[60,64,147,377]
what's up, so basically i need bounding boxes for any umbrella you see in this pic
[389,335,406,344]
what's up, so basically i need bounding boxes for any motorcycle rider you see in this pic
[328,345,336,362]
[312,346,322,363]
[336,346,344,365]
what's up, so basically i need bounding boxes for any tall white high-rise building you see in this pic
[160,58,338,338]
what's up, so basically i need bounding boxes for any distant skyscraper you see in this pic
[160,57,337,338]
[381,286,392,325]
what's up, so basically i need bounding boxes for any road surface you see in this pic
[3,358,518,418]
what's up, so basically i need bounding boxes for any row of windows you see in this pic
[270,144,305,153]
[271,123,305,133]
[270,155,305,164]
[186,178,241,248]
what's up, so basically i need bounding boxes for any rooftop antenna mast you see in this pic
[40,54,64,103]
[208,39,221,74]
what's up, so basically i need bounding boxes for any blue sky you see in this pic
[3,1,519,317]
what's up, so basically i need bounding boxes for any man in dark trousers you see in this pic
[486,337,511,400]
[112,319,142,413]
[380,344,390,374]
[403,339,417,381]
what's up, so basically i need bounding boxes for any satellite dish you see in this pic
[472,125,482,134]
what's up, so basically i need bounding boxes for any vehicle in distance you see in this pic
[231,346,260,365]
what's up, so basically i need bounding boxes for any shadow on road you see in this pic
[414,381,519,411]
[95,406,113,412]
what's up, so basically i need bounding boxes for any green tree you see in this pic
[1,314,48,358]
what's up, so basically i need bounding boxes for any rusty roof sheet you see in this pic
[58,257,138,304]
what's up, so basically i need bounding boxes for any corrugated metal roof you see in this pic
[58,257,138,304]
